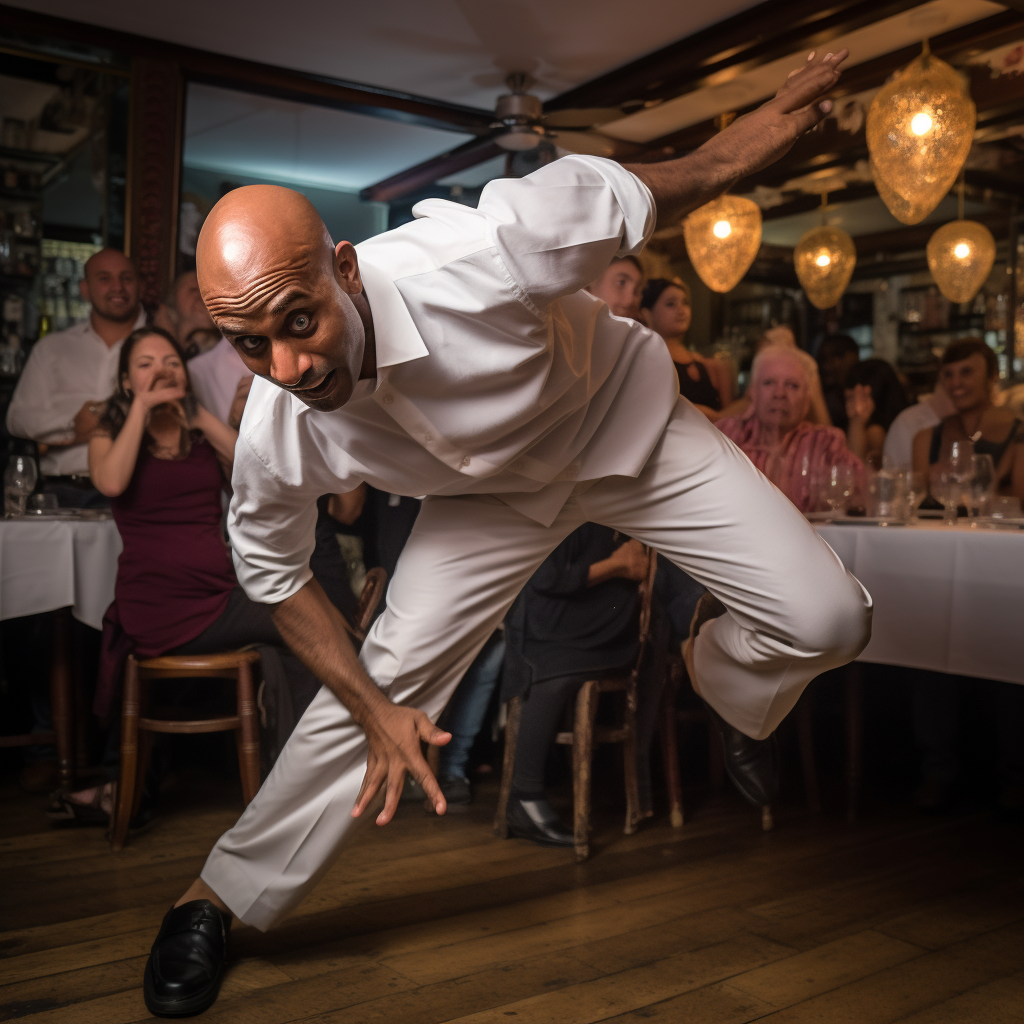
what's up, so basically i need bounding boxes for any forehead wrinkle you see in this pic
[203,264,311,319]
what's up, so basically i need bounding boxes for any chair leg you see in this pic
[797,691,821,814]
[50,607,75,793]
[131,729,152,819]
[660,685,683,828]
[622,691,641,835]
[110,657,141,852]
[845,664,865,823]
[494,698,520,838]
[236,660,261,806]
[572,681,599,862]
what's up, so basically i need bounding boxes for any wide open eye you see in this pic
[291,314,311,332]
[237,336,266,354]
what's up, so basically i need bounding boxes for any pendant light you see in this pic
[682,113,762,293]
[793,195,857,310]
[926,179,995,303]
[867,40,976,225]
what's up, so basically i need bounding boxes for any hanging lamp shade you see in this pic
[866,46,975,225]
[794,225,857,309]
[683,195,762,293]
[926,219,995,303]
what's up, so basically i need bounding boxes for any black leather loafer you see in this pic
[507,796,575,847]
[703,701,779,807]
[143,899,231,1018]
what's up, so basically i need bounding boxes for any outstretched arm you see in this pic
[270,578,451,825]
[624,50,848,228]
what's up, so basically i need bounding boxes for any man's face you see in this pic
[205,242,366,412]
[81,251,139,323]
[588,260,643,319]
[752,353,811,435]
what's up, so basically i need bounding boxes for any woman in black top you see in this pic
[913,339,1024,501]
[641,278,724,418]
[502,523,654,846]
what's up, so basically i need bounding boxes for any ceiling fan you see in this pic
[491,73,637,156]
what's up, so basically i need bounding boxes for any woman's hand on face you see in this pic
[134,369,187,412]
[845,384,874,425]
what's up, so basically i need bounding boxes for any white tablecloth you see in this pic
[0,518,122,630]
[816,521,1024,685]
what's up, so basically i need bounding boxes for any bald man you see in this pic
[143,50,871,1018]
[7,248,144,505]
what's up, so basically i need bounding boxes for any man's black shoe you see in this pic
[143,899,231,1018]
[703,701,779,807]
[507,796,575,847]
[439,773,472,806]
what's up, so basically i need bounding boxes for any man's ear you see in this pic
[334,241,362,296]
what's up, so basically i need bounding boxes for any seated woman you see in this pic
[48,327,324,825]
[843,358,908,467]
[640,278,730,419]
[913,338,1024,502]
[717,345,863,513]
[502,524,659,845]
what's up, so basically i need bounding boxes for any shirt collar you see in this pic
[83,309,146,348]
[356,254,429,371]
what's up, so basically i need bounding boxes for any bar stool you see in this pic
[109,649,261,851]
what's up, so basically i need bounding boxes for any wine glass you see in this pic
[822,462,854,516]
[4,454,38,516]
[970,454,996,523]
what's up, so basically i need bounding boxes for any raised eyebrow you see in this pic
[269,289,311,317]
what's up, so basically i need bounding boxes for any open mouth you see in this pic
[292,368,337,401]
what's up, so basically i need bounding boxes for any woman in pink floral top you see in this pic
[717,346,863,512]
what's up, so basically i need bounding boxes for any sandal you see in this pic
[46,784,113,827]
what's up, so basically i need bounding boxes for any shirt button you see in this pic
[461,456,471,467]
[382,392,394,404]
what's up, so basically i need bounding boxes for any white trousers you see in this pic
[202,400,871,930]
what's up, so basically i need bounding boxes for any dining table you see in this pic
[814,518,1024,686]
[0,513,122,789]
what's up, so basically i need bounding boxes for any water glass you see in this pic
[934,470,960,525]
[820,463,854,515]
[906,471,926,523]
[3,454,37,516]
[874,466,907,520]
[969,454,996,522]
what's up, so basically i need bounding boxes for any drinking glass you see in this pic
[906,471,926,523]
[4,454,38,516]
[969,454,996,522]
[934,470,960,525]
[822,462,854,515]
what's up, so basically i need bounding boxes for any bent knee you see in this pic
[788,573,871,662]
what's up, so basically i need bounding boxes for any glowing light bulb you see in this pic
[953,242,970,259]
[815,252,832,267]
[910,111,933,136]
[712,219,732,239]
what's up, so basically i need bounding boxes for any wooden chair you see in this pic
[109,568,389,852]
[495,546,659,862]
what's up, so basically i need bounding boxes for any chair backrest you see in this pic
[353,566,387,639]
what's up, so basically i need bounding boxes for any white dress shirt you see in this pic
[188,336,252,424]
[882,397,942,469]
[6,311,146,475]
[230,155,679,605]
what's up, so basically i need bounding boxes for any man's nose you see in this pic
[269,341,312,387]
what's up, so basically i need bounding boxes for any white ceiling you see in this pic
[6,0,759,109]
[184,83,476,191]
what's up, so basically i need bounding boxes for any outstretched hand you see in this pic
[720,49,850,179]
[352,703,451,825]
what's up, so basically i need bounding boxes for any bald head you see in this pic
[196,185,371,411]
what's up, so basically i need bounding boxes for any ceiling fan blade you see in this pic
[546,129,621,158]
[542,107,628,129]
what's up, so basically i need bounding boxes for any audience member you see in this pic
[501,524,660,846]
[717,345,863,512]
[6,249,145,507]
[45,328,322,826]
[843,358,909,467]
[912,339,1024,502]
[641,278,730,418]
[586,255,644,319]
[817,334,860,430]
[153,270,220,357]
[188,333,253,428]
[882,381,954,469]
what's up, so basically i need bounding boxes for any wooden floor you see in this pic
[1,771,1023,1024]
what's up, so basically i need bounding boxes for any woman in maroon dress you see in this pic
[48,327,321,825]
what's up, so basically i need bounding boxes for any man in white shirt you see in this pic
[7,248,144,506]
[143,50,872,1018]
[187,335,253,427]
[882,383,954,469]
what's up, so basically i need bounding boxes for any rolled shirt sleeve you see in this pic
[477,155,655,313]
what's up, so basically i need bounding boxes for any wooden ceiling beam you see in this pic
[359,137,504,203]
[0,3,495,136]
[544,0,923,115]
